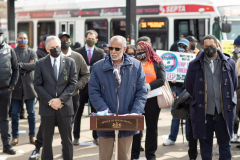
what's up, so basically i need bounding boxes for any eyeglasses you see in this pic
[109,47,122,51]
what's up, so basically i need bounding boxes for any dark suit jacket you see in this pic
[12,46,38,100]
[34,54,77,117]
[75,46,105,103]
[75,46,105,72]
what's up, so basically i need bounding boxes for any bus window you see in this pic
[17,22,34,48]
[139,17,168,50]
[111,19,126,38]
[37,21,55,46]
[69,23,74,44]
[85,20,108,47]
[226,21,240,40]
[174,19,205,44]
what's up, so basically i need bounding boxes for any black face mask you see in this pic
[128,53,135,58]
[204,46,217,57]
[137,52,147,60]
[61,41,70,50]
[190,44,196,50]
[50,47,61,58]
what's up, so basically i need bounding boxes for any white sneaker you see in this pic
[163,139,175,146]
[230,134,238,143]
[236,137,240,143]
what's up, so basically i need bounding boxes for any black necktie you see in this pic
[53,59,58,80]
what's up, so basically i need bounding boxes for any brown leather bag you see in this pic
[157,80,174,109]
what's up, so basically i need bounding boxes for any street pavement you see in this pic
[0,103,240,160]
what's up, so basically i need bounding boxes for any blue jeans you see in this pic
[168,86,190,141]
[199,113,231,160]
[11,99,36,138]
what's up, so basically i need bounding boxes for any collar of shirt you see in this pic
[61,47,72,57]
[50,55,61,67]
[204,54,219,64]
[85,44,94,57]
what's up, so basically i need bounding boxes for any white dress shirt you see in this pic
[50,55,61,79]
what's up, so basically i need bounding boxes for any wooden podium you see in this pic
[90,115,144,160]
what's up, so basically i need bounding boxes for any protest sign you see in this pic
[222,40,234,56]
[156,50,196,82]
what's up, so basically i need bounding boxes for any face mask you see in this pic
[128,53,135,58]
[137,52,147,60]
[204,46,217,57]
[0,36,3,44]
[18,39,27,47]
[50,47,61,58]
[178,47,186,53]
[190,44,196,50]
[61,41,70,50]
[234,47,240,54]
[86,40,95,47]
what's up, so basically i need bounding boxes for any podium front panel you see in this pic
[90,115,144,131]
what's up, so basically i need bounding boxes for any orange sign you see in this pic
[141,22,165,29]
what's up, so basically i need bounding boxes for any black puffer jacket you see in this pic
[36,48,48,59]
[0,43,19,90]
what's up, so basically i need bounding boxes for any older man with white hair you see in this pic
[88,35,147,160]
[34,36,77,160]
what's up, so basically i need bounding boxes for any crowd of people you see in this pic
[0,27,240,160]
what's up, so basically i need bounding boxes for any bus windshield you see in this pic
[226,21,240,40]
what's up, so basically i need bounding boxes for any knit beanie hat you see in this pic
[234,35,240,45]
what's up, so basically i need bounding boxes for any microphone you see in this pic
[113,68,120,84]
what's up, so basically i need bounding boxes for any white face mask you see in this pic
[0,36,3,44]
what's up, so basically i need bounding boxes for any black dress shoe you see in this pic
[93,138,99,145]
[140,145,144,151]
[3,145,16,155]
[237,144,240,148]
[29,148,40,160]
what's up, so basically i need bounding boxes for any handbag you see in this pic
[171,89,191,120]
[157,80,174,109]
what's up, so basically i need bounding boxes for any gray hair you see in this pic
[17,32,28,38]
[45,36,61,49]
[109,35,127,48]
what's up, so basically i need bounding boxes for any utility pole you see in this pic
[7,0,15,44]
[126,0,136,45]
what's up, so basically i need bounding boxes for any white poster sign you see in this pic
[156,50,196,82]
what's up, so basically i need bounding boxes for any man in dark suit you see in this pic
[74,30,105,145]
[34,36,77,160]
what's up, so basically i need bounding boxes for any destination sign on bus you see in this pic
[141,22,165,29]
[139,18,167,30]
[218,6,240,19]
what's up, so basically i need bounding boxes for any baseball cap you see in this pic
[103,44,109,47]
[58,32,70,38]
[186,36,197,42]
[178,39,190,47]
[43,34,50,41]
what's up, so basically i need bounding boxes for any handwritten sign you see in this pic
[156,50,196,82]
[222,40,234,56]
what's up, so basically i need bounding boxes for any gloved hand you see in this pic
[146,83,151,92]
